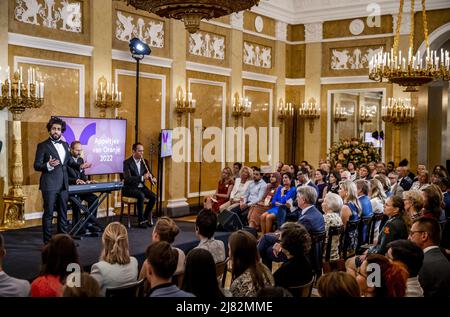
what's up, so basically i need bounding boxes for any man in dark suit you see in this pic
[122,142,156,228]
[34,117,88,244]
[67,140,101,234]
[409,217,450,297]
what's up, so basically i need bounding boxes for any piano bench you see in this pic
[120,196,150,229]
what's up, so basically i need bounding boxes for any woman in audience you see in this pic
[260,173,296,234]
[431,170,447,185]
[356,254,408,297]
[273,223,313,289]
[370,178,388,243]
[358,164,371,181]
[247,172,281,231]
[181,248,226,298]
[90,222,138,296]
[317,272,360,297]
[322,193,344,261]
[212,167,234,213]
[315,169,328,211]
[63,272,100,297]
[421,185,445,221]
[403,190,424,221]
[339,180,361,226]
[220,166,253,212]
[374,174,391,197]
[411,170,430,191]
[432,165,449,178]
[368,161,377,178]
[229,230,274,297]
[347,161,357,181]
[31,234,80,297]
[323,170,341,196]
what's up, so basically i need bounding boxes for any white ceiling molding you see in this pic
[285,78,305,85]
[320,76,377,85]
[242,71,277,83]
[112,49,173,68]
[186,61,232,76]
[252,0,450,24]
[8,33,93,56]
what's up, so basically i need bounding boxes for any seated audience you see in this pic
[31,234,80,297]
[370,178,387,243]
[63,272,100,297]
[432,165,449,178]
[386,240,424,297]
[314,169,328,211]
[356,254,408,297]
[339,180,362,227]
[0,233,30,297]
[389,171,403,198]
[414,163,427,182]
[194,209,225,263]
[220,166,253,212]
[411,170,430,191]
[347,161,357,181]
[409,217,450,297]
[212,167,234,213]
[358,164,371,181]
[322,193,344,261]
[355,180,373,218]
[421,185,445,221]
[374,174,391,198]
[403,190,424,221]
[181,248,226,298]
[229,230,274,297]
[323,170,341,196]
[273,223,313,289]
[317,272,360,298]
[397,165,414,191]
[145,241,195,297]
[90,222,138,296]
[247,172,281,230]
[232,162,242,180]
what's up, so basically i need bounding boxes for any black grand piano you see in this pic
[68,181,123,236]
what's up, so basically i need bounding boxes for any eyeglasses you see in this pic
[409,230,425,237]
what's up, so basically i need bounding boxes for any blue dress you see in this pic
[345,201,360,255]
[266,186,296,216]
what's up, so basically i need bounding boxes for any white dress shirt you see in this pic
[134,158,144,188]
[47,139,66,171]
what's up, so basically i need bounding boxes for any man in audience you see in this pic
[389,171,403,198]
[387,161,395,174]
[231,166,266,225]
[386,239,424,297]
[358,164,371,181]
[0,234,31,297]
[145,241,195,297]
[340,170,351,181]
[408,217,450,297]
[397,165,414,191]
[376,162,387,175]
[297,167,318,191]
[232,162,242,180]
[194,209,225,263]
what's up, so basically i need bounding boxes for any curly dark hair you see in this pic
[46,116,66,133]
[280,223,311,257]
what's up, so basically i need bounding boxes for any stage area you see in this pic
[1,217,231,282]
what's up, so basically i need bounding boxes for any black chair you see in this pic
[288,277,315,298]
[368,213,387,245]
[105,279,145,297]
[357,216,373,247]
[215,257,229,288]
[309,231,327,279]
[322,225,346,273]
[340,219,360,259]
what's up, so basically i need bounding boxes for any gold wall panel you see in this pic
[212,16,230,25]
[414,9,450,52]
[188,82,224,195]
[243,11,275,38]
[112,0,170,57]
[322,37,392,77]
[9,0,90,44]
[242,89,271,166]
[242,33,276,75]
[285,85,305,164]
[186,22,231,68]
[323,15,392,39]
[286,44,305,78]
[287,24,305,42]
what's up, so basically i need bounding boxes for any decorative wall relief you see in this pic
[189,31,225,60]
[115,10,164,48]
[243,41,272,68]
[15,0,82,33]
[331,46,383,70]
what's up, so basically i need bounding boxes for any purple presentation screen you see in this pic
[60,117,126,175]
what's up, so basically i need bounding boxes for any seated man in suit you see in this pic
[409,217,450,297]
[67,141,102,235]
[258,186,325,270]
[122,142,156,228]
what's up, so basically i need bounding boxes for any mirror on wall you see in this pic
[329,89,384,145]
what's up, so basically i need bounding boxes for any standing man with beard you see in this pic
[34,117,90,244]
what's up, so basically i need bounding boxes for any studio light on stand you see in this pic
[129,37,151,144]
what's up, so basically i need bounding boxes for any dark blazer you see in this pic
[33,139,79,191]
[297,205,325,234]
[368,214,408,255]
[67,157,88,185]
[399,175,414,191]
[419,247,450,297]
[122,156,151,191]
[274,255,313,289]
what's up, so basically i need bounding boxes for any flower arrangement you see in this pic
[329,138,380,167]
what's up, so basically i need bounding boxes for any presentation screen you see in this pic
[364,132,382,148]
[161,129,173,158]
[60,116,127,175]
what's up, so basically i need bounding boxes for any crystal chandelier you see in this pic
[125,0,260,34]
[369,0,450,92]
[382,97,415,124]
